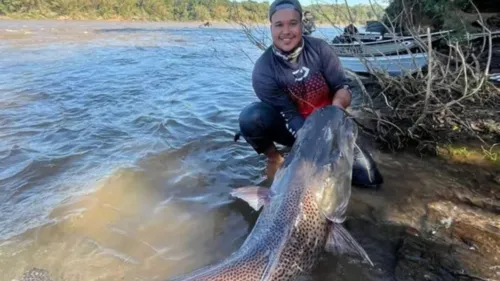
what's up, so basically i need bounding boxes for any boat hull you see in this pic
[337,52,429,76]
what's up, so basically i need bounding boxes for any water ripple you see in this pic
[0,20,268,280]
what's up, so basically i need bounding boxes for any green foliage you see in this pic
[193,4,210,21]
[0,0,385,23]
[308,3,385,24]
[384,0,471,31]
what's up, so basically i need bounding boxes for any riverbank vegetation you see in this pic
[347,1,500,165]
[0,0,384,23]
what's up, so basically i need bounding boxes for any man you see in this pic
[302,11,316,35]
[238,0,383,188]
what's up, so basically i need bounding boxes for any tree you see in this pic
[193,4,209,21]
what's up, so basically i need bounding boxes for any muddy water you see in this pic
[0,20,498,281]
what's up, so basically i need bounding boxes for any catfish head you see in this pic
[279,105,358,223]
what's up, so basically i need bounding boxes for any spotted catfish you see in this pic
[169,105,373,281]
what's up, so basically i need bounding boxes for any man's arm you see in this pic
[252,65,305,136]
[319,40,352,109]
[331,87,351,108]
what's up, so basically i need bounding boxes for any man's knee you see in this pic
[238,102,278,136]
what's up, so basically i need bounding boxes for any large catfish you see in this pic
[169,105,373,281]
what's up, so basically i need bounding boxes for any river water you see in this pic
[0,20,497,281]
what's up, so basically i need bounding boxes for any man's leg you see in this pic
[262,145,285,179]
[238,102,383,188]
[352,143,384,189]
[238,102,295,179]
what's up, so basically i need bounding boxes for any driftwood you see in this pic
[347,0,500,154]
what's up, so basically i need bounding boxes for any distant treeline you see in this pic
[0,0,385,24]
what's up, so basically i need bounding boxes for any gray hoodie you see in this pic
[252,35,349,136]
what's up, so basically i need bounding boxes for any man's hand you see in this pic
[331,87,351,109]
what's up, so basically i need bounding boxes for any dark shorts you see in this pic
[238,102,296,154]
[237,101,384,188]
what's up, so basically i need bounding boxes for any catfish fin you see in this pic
[325,223,374,266]
[230,186,270,211]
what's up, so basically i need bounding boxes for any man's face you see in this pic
[270,9,303,53]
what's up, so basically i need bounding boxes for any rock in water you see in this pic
[20,268,53,281]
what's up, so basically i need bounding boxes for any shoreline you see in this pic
[0,16,358,29]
